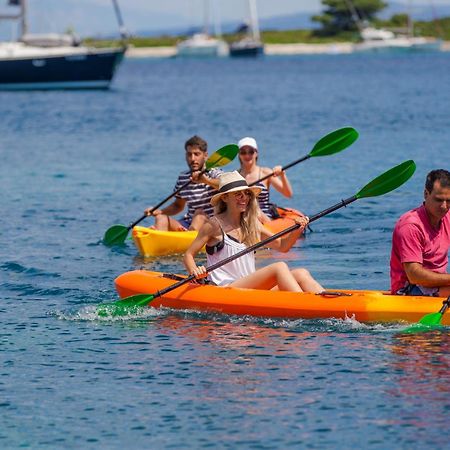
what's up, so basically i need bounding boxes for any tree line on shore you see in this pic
[85,0,449,48]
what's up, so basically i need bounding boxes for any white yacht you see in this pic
[344,0,442,54]
[353,26,442,53]
[0,0,126,90]
[176,33,228,58]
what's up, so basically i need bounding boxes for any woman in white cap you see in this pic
[183,171,323,292]
[237,136,293,223]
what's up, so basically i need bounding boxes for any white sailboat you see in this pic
[353,26,441,53]
[229,0,264,57]
[344,0,441,53]
[0,0,126,90]
[176,0,228,57]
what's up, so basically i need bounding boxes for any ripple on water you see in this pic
[56,303,416,335]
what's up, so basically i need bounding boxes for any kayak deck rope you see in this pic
[317,291,353,297]
[163,273,186,281]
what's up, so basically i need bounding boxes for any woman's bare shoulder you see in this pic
[201,216,222,237]
[260,166,272,176]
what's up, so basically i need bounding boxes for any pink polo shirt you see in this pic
[390,204,450,293]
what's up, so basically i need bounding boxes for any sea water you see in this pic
[1,53,450,448]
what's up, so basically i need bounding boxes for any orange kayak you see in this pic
[132,207,303,257]
[115,270,450,325]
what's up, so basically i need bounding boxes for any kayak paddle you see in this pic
[97,159,416,317]
[250,127,359,186]
[103,144,239,246]
[402,296,450,333]
[416,296,450,326]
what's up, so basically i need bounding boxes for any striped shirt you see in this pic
[239,167,275,218]
[254,180,274,217]
[174,168,222,223]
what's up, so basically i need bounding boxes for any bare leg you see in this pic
[290,268,324,293]
[230,262,302,292]
[154,215,186,231]
[230,263,324,293]
[153,214,170,231]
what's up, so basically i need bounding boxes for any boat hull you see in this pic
[229,41,264,57]
[115,270,450,324]
[132,207,304,257]
[0,47,125,90]
[176,34,229,58]
[353,38,442,53]
[132,228,200,257]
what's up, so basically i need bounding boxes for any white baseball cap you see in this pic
[238,137,258,150]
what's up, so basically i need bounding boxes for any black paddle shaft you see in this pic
[209,195,358,268]
[438,297,450,315]
[149,195,359,301]
[128,169,208,230]
[249,155,311,186]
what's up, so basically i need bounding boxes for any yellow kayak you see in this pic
[132,228,200,257]
[132,207,303,257]
[115,270,450,325]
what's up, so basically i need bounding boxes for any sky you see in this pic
[0,0,321,38]
[0,0,448,39]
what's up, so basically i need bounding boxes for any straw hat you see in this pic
[210,171,261,206]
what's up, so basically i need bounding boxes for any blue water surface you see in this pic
[1,53,450,449]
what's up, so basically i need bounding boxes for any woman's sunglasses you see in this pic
[231,189,253,198]
[239,149,256,156]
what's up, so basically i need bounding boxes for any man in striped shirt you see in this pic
[145,135,222,231]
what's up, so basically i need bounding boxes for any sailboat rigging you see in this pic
[176,0,228,57]
[229,0,264,57]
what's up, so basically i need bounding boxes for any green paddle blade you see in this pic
[402,317,443,334]
[103,144,238,246]
[357,160,416,199]
[418,312,443,326]
[309,127,359,157]
[103,224,129,246]
[405,297,450,331]
[97,294,155,317]
[205,144,239,170]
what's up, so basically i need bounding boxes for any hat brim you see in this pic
[211,185,261,206]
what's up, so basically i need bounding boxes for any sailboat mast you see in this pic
[212,0,222,38]
[19,0,27,36]
[343,0,364,33]
[248,0,260,40]
[407,0,413,37]
[203,0,209,35]
[111,0,128,39]
[0,0,27,38]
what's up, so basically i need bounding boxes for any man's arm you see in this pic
[192,171,220,189]
[160,197,186,216]
[404,262,450,287]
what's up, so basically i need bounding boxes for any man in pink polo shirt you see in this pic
[390,169,450,296]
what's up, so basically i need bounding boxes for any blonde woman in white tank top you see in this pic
[183,171,323,293]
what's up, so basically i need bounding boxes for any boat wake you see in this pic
[55,305,417,333]
[54,304,166,322]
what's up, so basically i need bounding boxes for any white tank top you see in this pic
[207,234,256,286]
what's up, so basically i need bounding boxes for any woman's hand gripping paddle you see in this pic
[97,160,416,317]
[103,144,239,246]
[250,127,359,186]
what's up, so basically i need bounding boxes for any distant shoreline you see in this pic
[125,41,450,58]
